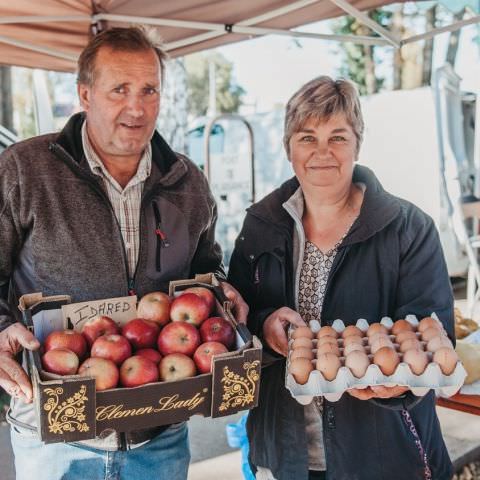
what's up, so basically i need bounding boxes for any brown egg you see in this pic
[394,330,418,344]
[292,337,314,350]
[290,347,314,361]
[316,352,342,381]
[368,332,390,346]
[317,335,338,346]
[367,323,389,337]
[402,349,429,375]
[391,319,415,335]
[418,317,443,333]
[317,326,338,340]
[292,326,314,340]
[343,335,364,347]
[343,342,365,357]
[373,347,400,375]
[370,336,394,354]
[317,342,340,356]
[433,347,458,375]
[427,335,453,353]
[398,338,423,353]
[342,325,364,339]
[289,357,313,385]
[345,350,370,378]
[421,327,446,343]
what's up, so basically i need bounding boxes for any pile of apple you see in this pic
[41,287,236,391]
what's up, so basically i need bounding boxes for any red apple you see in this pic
[157,321,201,357]
[91,334,132,365]
[120,355,159,387]
[170,293,210,326]
[42,348,79,376]
[159,353,197,381]
[78,357,119,391]
[136,348,163,364]
[44,329,87,359]
[81,315,120,347]
[183,287,216,314]
[137,291,171,326]
[121,318,160,350]
[199,316,236,350]
[193,341,228,374]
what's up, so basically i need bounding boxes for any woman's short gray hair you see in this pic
[283,76,364,156]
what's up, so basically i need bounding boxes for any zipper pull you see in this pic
[128,278,136,296]
[155,225,170,247]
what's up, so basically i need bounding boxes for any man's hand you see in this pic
[348,385,409,401]
[220,281,249,324]
[0,323,40,403]
[263,307,306,357]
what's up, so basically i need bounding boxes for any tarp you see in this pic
[0,0,406,72]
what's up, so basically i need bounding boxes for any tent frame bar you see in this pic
[0,15,90,24]
[0,33,76,60]
[96,13,390,47]
[400,13,480,45]
[327,0,400,46]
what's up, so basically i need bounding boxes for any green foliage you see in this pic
[332,9,392,94]
[185,52,245,117]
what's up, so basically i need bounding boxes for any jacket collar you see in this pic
[53,112,187,188]
[247,164,402,245]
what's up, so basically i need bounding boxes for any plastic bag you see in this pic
[226,413,255,480]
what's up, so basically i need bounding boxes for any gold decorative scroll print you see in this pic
[44,385,90,434]
[219,360,260,412]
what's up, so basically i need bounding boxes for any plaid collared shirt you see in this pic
[81,122,152,278]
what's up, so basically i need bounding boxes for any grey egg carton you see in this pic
[286,315,467,404]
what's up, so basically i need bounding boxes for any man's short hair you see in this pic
[77,26,168,86]
[283,76,364,156]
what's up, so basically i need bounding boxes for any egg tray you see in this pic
[285,315,467,404]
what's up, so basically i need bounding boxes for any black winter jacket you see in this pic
[228,165,454,480]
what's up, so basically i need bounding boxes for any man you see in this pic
[0,26,247,480]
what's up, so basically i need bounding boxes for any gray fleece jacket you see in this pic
[0,112,224,448]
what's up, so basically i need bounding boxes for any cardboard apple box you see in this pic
[20,274,262,444]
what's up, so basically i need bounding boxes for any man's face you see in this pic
[78,46,161,163]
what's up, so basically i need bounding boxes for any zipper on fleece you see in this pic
[152,200,170,272]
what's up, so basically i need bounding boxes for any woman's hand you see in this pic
[263,307,306,357]
[220,281,249,324]
[348,385,409,400]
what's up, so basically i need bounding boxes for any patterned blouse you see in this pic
[298,241,341,323]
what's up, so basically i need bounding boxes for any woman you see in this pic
[227,76,454,480]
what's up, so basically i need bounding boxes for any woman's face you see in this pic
[288,113,358,191]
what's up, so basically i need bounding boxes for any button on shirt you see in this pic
[81,122,152,277]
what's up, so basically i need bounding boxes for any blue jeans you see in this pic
[11,423,190,480]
